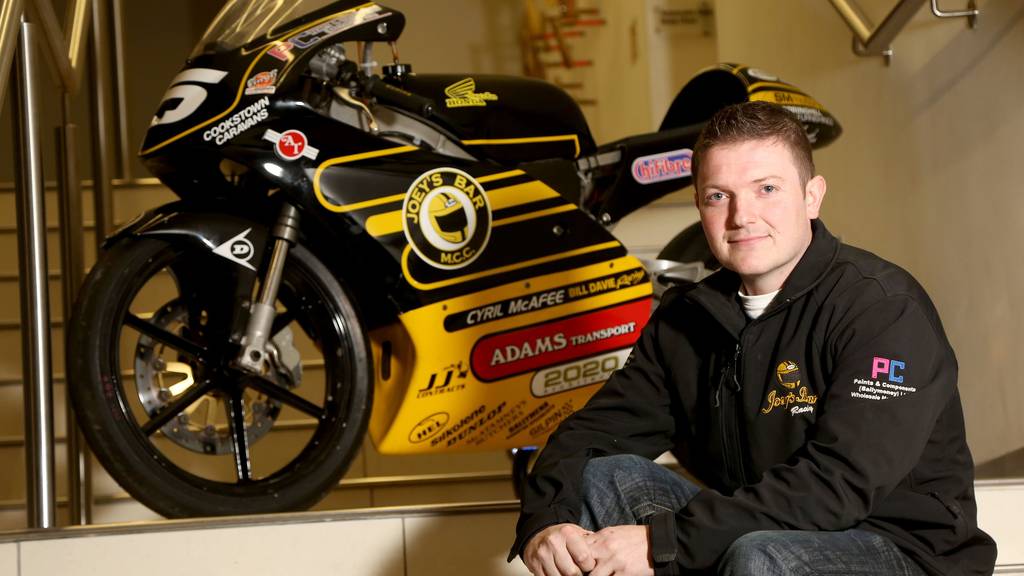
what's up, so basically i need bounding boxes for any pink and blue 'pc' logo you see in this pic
[872,356,905,383]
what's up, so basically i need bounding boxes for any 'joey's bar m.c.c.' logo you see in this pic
[403,168,491,270]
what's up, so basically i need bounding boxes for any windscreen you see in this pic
[190,0,367,57]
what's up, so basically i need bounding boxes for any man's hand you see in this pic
[585,525,655,576]
[523,523,597,576]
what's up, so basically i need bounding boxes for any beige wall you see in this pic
[383,0,521,75]
[574,0,654,143]
[715,0,1024,466]
[645,0,719,131]
[569,0,716,143]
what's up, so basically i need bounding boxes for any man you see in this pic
[509,102,996,575]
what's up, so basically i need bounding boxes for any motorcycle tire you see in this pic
[68,235,371,517]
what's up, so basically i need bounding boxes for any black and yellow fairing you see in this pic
[139,0,652,455]
[313,160,652,454]
[660,63,842,147]
[587,63,842,223]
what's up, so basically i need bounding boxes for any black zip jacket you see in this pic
[510,220,996,575]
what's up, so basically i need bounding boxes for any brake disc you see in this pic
[133,300,302,455]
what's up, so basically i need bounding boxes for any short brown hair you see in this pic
[691,101,815,186]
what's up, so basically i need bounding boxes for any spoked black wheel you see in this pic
[68,235,371,517]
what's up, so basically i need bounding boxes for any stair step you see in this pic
[0,487,1017,576]
[0,501,530,576]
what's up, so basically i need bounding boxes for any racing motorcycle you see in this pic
[67,0,841,518]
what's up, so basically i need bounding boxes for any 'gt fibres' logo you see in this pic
[403,168,491,269]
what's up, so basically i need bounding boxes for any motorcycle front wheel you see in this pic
[68,235,371,517]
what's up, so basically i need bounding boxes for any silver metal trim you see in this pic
[0,176,164,191]
[975,477,1024,487]
[0,500,522,543]
[13,18,57,529]
[0,220,99,232]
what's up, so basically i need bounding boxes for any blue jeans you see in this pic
[578,455,926,576]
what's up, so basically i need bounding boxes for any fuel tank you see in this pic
[393,74,596,164]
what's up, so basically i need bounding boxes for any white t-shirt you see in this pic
[738,289,780,320]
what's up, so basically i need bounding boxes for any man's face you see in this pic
[695,138,826,295]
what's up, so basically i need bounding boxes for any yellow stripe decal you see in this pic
[493,204,575,228]
[477,169,525,183]
[487,181,561,210]
[749,90,824,111]
[141,3,376,156]
[748,81,802,93]
[365,211,403,237]
[401,241,620,291]
[313,145,418,213]
[729,65,751,87]
[462,135,581,158]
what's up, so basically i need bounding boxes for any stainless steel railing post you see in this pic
[57,93,92,525]
[89,0,114,242]
[110,0,130,181]
[12,16,57,529]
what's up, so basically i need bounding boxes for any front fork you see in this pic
[237,204,301,374]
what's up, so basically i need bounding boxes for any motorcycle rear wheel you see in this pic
[68,235,371,517]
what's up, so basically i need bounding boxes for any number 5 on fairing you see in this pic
[150,68,227,126]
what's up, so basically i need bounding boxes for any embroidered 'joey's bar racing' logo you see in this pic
[403,168,492,270]
[761,359,818,416]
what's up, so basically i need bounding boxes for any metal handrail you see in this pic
[0,0,89,104]
[0,0,26,111]
[829,0,979,62]
[829,0,926,58]
[930,0,979,21]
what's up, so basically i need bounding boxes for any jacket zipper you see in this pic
[718,342,749,486]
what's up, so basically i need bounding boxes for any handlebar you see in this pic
[364,75,437,119]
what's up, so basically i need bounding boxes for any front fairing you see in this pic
[141,2,403,160]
